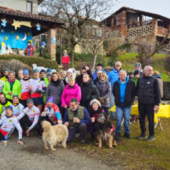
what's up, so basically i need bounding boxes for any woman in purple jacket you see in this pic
[61,77,81,117]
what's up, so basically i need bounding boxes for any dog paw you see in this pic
[45,147,49,150]
[51,148,56,151]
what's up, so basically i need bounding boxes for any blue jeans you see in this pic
[116,105,132,134]
[109,92,115,118]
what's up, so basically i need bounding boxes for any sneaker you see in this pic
[80,139,86,144]
[137,134,146,140]
[114,133,122,142]
[124,133,131,139]
[147,136,155,142]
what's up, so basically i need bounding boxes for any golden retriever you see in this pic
[42,121,68,151]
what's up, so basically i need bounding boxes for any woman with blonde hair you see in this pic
[96,72,111,112]
[46,72,65,106]
[61,77,81,116]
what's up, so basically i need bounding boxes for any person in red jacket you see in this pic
[25,41,34,57]
[62,50,70,70]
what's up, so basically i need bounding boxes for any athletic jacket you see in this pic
[44,104,62,124]
[0,116,22,140]
[30,79,46,98]
[21,78,32,100]
[18,106,40,130]
[1,103,24,118]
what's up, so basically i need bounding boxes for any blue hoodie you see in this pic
[117,77,129,103]
[93,69,106,80]
[108,69,121,88]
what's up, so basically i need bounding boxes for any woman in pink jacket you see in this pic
[61,77,81,116]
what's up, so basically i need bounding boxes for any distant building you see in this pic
[102,7,170,52]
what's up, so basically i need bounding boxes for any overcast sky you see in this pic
[112,0,170,18]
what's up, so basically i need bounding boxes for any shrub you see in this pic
[0,55,58,69]
[0,59,33,77]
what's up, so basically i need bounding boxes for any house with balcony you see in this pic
[102,7,170,52]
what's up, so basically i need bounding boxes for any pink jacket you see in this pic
[61,83,81,107]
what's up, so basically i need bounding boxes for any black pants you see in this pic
[138,104,154,137]
[20,100,27,108]
[40,115,54,125]
[0,131,5,140]
[20,115,42,135]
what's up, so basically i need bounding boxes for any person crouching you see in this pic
[64,98,90,144]
[40,96,62,125]
[0,106,23,145]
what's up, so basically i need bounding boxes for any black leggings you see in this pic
[20,115,42,135]
[0,131,5,140]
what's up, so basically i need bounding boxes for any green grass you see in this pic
[116,53,169,82]
[69,119,170,170]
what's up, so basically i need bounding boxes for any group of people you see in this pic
[0,61,162,146]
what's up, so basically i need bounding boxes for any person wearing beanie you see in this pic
[133,70,140,87]
[40,69,47,79]
[1,95,24,119]
[47,68,52,74]
[0,68,10,82]
[0,105,23,145]
[0,93,12,115]
[63,68,76,86]
[92,63,106,80]
[40,96,62,125]
[29,69,46,112]
[88,99,102,144]
[20,69,32,107]
[18,98,41,137]
[62,50,70,70]
[46,72,65,108]
[3,71,21,103]
[134,63,143,76]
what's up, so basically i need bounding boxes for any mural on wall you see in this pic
[0,22,33,49]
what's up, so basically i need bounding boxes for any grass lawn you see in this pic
[69,118,170,170]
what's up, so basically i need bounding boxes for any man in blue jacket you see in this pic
[64,98,90,144]
[108,61,122,119]
[113,71,135,141]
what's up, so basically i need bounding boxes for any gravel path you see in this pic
[0,133,118,170]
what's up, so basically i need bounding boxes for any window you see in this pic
[27,1,32,13]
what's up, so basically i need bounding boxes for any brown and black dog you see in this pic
[97,113,117,148]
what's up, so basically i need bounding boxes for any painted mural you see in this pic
[0,21,33,50]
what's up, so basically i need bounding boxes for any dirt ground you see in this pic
[0,132,122,170]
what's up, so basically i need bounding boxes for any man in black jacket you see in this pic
[113,71,135,141]
[136,66,160,141]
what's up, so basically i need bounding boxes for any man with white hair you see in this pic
[108,61,122,119]
[113,70,135,141]
[136,66,161,141]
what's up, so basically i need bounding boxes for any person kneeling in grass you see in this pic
[0,106,23,145]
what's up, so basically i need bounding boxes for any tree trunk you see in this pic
[93,54,98,68]
[71,46,75,66]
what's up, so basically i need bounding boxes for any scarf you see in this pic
[23,77,30,81]
[51,80,60,86]
[13,103,19,106]
[89,106,102,116]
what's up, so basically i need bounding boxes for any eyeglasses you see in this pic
[100,75,105,77]
[115,65,121,66]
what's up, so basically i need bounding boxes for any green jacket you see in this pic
[0,101,12,115]
[3,79,21,100]
[43,77,49,102]
[133,77,139,87]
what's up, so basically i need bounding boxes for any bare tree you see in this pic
[41,0,116,65]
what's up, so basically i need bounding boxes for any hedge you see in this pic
[0,55,58,69]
